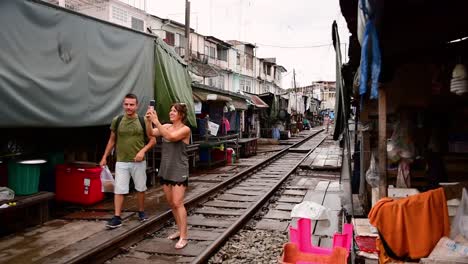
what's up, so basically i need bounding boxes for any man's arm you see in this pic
[100,131,116,166]
[134,136,156,162]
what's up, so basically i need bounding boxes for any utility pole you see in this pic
[184,0,191,62]
[293,69,298,126]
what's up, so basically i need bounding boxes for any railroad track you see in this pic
[68,129,326,264]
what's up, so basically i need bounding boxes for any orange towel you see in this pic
[368,188,450,262]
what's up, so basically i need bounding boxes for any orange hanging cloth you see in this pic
[368,187,450,263]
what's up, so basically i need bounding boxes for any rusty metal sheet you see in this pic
[136,237,206,257]
[217,194,258,202]
[255,219,289,232]
[187,215,234,228]
[264,209,291,220]
[277,196,303,203]
[204,200,251,209]
[194,207,244,216]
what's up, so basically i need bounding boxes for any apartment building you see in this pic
[45,0,147,32]
[44,0,287,95]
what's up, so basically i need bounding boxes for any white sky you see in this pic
[121,0,350,88]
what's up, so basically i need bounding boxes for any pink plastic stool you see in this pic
[289,218,353,257]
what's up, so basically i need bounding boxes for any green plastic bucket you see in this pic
[8,160,46,195]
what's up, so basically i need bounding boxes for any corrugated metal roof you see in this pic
[245,93,269,108]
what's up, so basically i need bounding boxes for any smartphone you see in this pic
[149,99,156,110]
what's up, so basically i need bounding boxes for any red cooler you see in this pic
[55,164,103,205]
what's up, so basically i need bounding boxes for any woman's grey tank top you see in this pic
[158,138,189,183]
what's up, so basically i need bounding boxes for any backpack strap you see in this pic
[114,115,124,144]
[137,115,149,143]
[114,115,148,144]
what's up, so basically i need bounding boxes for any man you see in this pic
[100,93,155,229]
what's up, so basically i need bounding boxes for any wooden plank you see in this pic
[277,196,303,203]
[217,194,258,202]
[162,227,223,241]
[194,207,243,216]
[204,200,251,209]
[255,219,289,231]
[378,86,387,198]
[187,215,233,228]
[274,203,295,211]
[283,190,307,196]
[62,211,134,221]
[225,189,261,196]
[136,238,206,256]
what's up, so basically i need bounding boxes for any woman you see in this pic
[146,103,191,249]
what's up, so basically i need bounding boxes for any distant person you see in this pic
[324,114,330,133]
[100,93,155,229]
[146,103,191,249]
[303,118,310,130]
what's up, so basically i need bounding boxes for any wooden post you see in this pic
[378,87,387,198]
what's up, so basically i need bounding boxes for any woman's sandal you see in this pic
[167,231,180,240]
[175,238,188,249]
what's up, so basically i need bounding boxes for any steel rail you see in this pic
[191,133,326,263]
[64,129,323,264]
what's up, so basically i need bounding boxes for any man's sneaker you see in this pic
[106,216,122,229]
[138,211,148,222]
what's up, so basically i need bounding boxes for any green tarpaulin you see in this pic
[153,38,196,127]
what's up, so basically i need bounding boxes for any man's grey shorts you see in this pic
[114,161,147,194]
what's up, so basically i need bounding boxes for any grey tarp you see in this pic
[154,38,196,127]
[0,0,154,127]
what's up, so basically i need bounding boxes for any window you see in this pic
[131,17,144,31]
[209,47,216,59]
[208,77,216,87]
[266,65,271,75]
[217,46,227,61]
[178,35,187,48]
[246,54,253,70]
[164,31,175,46]
[112,6,127,24]
[240,78,252,93]
[218,75,224,89]
[204,46,215,58]
[236,52,240,65]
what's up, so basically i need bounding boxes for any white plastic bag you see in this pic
[100,165,114,193]
[291,201,330,220]
[366,153,379,188]
[0,187,14,201]
[451,188,468,240]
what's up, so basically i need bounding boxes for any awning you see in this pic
[192,90,232,102]
[230,99,248,110]
[245,93,269,108]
